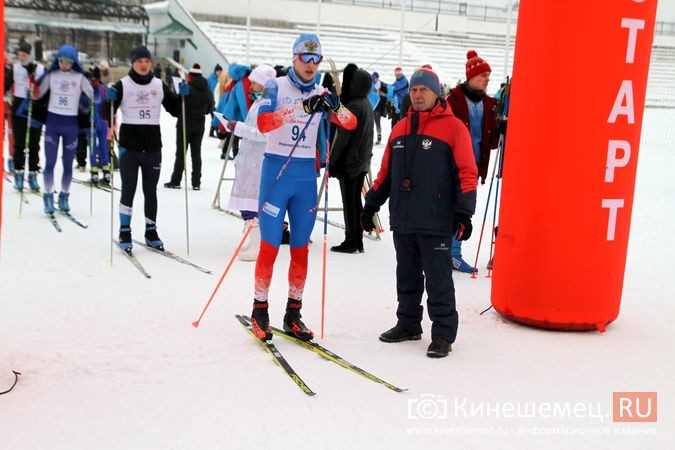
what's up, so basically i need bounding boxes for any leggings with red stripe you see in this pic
[254,155,318,302]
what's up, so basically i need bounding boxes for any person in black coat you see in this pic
[329,64,374,253]
[165,63,214,190]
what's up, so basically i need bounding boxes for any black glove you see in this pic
[302,94,326,114]
[25,62,37,77]
[453,213,473,241]
[361,205,379,233]
[323,93,342,113]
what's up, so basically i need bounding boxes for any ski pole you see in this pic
[485,176,501,279]
[320,113,332,340]
[89,94,95,217]
[18,86,33,218]
[109,101,115,267]
[470,133,504,279]
[191,223,253,328]
[181,92,190,256]
[192,110,318,328]
[486,135,505,279]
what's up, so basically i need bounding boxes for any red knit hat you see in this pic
[189,63,202,75]
[465,50,491,80]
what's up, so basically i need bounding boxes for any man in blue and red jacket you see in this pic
[362,67,477,358]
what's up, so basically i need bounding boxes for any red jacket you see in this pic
[446,84,500,183]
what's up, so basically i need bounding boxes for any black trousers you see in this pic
[391,112,401,128]
[338,172,366,245]
[170,125,204,187]
[11,114,42,172]
[392,231,458,343]
[374,110,382,137]
[76,131,88,167]
[119,148,162,223]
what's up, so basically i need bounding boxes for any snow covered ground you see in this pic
[1,106,673,450]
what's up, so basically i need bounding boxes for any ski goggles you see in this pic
[296,53,323,64]
[58,56,74,65]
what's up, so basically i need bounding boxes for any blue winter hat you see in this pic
[56,45,79,64]
[292,33,322,57]
[372,71,379,80]
[409,67,441,97]
[48,44,85,74]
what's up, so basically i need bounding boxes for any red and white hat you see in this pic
[189,63,202,75]
[465,50,491,80]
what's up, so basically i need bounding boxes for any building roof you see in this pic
[5,9,147,34]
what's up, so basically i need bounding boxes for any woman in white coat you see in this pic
[225,64,277,261]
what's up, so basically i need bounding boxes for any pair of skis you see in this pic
[117,240,212,279]
[236,315,406,396]
[45,209,89,232]
[71,178,120,192]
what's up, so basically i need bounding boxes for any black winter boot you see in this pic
[426,338,452,358]
[330,239,359,254]
[283,299,313,341]
[379,324,422,343]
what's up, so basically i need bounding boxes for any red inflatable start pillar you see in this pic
[1,5,5,241]
[491,0,658,331]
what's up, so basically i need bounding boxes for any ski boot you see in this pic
[90,170,99,186]
[251,300,272,341]
[100,170,111,187]
[144,225,164,251]
[43,192,55,214]
[283,299,313,342]
[28,172,40,192]
[58,192,70,212]
[119,226,133,252]
[14,171,24,191]
[7,158,15,174]
[452,256,475,274]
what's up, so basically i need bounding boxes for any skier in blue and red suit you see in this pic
[250,33,357,342]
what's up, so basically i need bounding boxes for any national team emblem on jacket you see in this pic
[136,91,150,104]
[58,80,71,92]
[421,139,432,150]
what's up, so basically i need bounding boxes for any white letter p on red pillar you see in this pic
[606,140,631,182]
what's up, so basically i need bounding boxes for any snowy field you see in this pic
[1,106,673,450]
